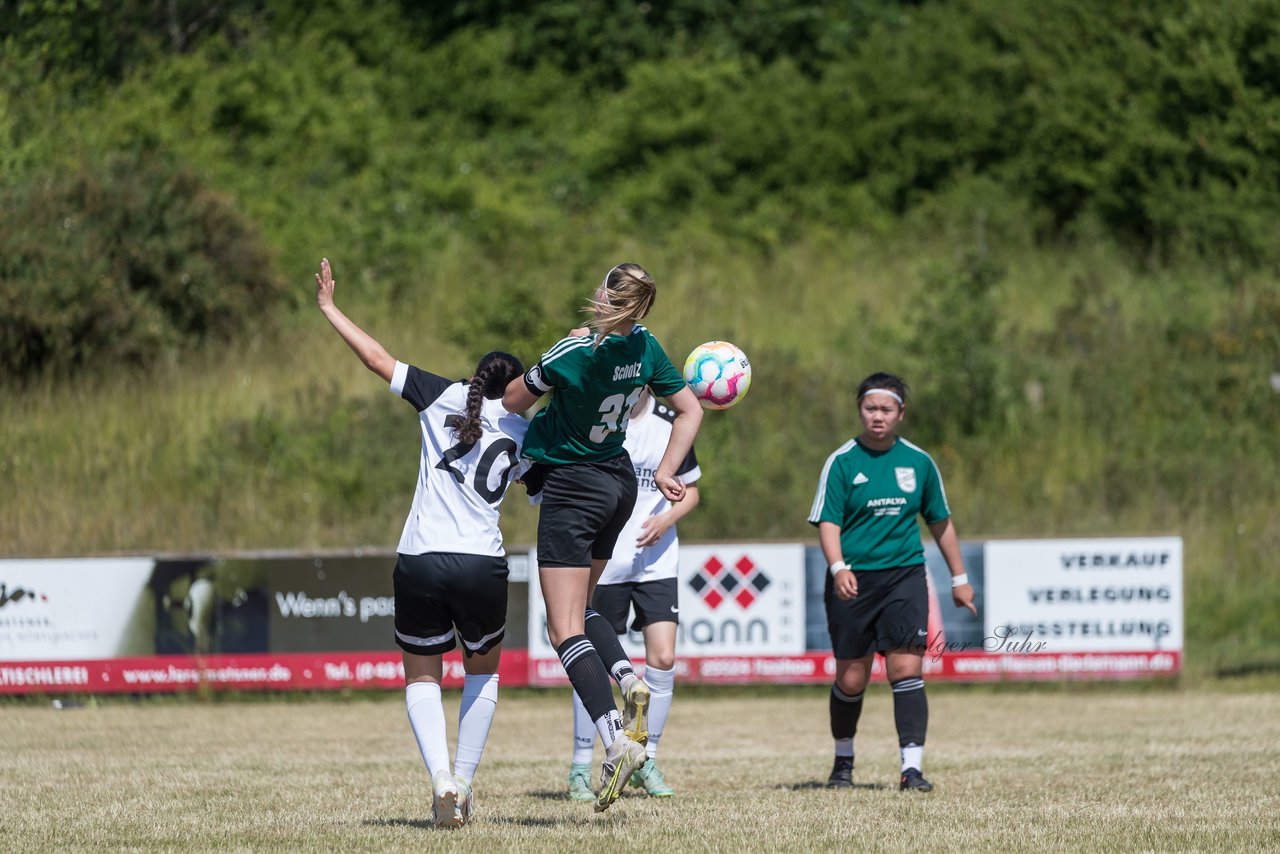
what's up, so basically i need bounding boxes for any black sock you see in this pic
[830,684,864,741]
[891,676,928,747]
[584,609,635,684]
[557,635,616,723]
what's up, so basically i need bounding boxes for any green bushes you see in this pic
[0,152,285,379]
[13,0,1280,273]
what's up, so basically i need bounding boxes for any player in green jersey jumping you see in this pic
[503,263,703,812]
[808,372,976,793]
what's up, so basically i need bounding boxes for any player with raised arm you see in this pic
[315,258,528,829]
[566,386,701,801]
[503,263,703,812]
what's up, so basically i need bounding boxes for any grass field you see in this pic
[6,685,1278,851]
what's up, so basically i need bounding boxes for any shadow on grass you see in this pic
[364,815,566,829]
[484,815,577,828]
[362,818,435,830]
[526,788,582,801]
[782,781,890,792]
[525,788,650,804]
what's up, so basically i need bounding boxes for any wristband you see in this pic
[828,561,850,578]
[950,573,969,588]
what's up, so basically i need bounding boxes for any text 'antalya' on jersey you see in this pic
[519,325,685,465]
[390,361,530,557]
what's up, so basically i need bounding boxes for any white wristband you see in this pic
[950,573,969,588]
[828,561,850,577]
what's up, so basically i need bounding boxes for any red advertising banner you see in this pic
[1,648,1179,694]
[0,650,531,695]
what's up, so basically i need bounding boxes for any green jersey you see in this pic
[520,324,686,465]
[807,436,951,570]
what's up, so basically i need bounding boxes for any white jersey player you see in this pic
[565,387,701,800]
[315,257,525,829]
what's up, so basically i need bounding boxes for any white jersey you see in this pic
[390,361,529,557]
[597,396,701,585]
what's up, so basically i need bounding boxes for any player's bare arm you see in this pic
[819,520,857,600]
[315,257,397,383]
[928,517,975,615]
[654,386,703,502]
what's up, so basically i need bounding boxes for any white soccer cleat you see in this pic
[431,769,461,829]
[595,734,647,813]
[620,674,651,746]
[455,774,475,826]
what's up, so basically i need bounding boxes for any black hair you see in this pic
[856,372,909,406]
[454,351,524,445]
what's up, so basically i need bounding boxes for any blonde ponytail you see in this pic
[586,262,656,343]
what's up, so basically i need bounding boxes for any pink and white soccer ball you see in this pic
[683,341,752,410]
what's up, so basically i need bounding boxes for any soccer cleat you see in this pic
[568,763,596,801]
[595,735,647,813]
[431,769,462,828]
[628,757,675,797]
[455,774,475,825]
[899,767,934,792]
[826,757,854,789]
[620,675,651,745]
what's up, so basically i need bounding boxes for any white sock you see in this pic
[901,744,924,772]
[595,710,624,747]
[571,690,596,765]
[835,738,854,759]
[643,665,675,760]
[406,682,451,779]
[454,673,498,781]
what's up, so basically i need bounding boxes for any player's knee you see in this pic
[647,651,675,671]
[836,670,869,696]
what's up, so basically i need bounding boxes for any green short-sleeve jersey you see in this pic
[807,437,951,570]
[520,324,686,465]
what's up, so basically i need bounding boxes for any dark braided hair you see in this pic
[454,351,524,445]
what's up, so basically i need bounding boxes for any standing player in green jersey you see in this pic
[808,372,976,793]
[503,263,703,812]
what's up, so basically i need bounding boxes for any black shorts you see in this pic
[825,564,929,659]
[392,552,509,657]
[592,578,680,633]
[532,454,638,568]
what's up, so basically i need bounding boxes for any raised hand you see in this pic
[315,257,335,309]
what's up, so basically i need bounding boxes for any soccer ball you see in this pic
[683,341,752,410]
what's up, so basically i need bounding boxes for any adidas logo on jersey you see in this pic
[852,472,869,485]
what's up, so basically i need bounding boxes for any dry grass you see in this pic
[4,685,1278,851]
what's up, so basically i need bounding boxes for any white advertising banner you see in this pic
[983,537,1183,653]
[527,543,806,666]
[0,559,156,661]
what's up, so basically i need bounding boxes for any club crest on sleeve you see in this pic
[895,467,917,493]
